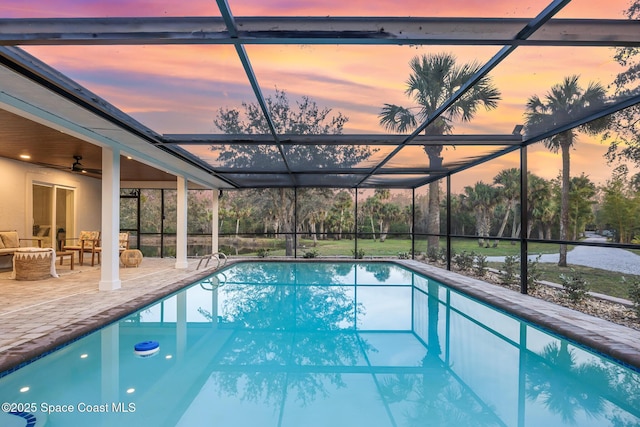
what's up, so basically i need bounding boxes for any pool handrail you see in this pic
[196,252,228,270]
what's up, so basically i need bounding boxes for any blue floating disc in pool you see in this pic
[134,340,159,357]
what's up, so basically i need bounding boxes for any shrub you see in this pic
[218,246,233,256]
[500,255,519,286]
[527,254,542,292]
[474,254,488,277]
[453,250,475,272]
[398,251,411,259]
[426,247,450,265]
[441,247,452,264]
[302,249,319,258]
[257,248,270,258]
[624,276,640,318]
[352,248,365,259]
[559,269,589,303]
[427,247,440,263]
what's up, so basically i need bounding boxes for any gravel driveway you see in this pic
[486,233,640,276]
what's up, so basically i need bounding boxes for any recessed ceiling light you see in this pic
[80,354,88,359]
[20,386,30,392]
[126,388,135,394]
[19,154,31,159]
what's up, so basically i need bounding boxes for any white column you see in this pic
[211,189,219,253]
[99,146,121,291]
[175,175,188,269]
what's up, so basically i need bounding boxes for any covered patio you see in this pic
[1,0,640,298]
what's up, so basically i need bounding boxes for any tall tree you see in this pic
[599,172,640,243]
[461,181,498,248]
[567,174,597,240]
[604,1,640,168]
[524,75,608,266]
[449,193,474,236]
[327,190,354,240]
[493,167,521,243]
[187,190,214,234]
[527,173,555,239]
[297,188,333,245]
[213,89,372,256]
[379,53,501,253]
[361,192,383,241]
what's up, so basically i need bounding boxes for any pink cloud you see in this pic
[5,0,636,188]
[4,0,631,19]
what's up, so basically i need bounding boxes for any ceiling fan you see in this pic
[70,155,101,174]
[34,155,101,175]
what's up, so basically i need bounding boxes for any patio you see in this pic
[0,257,217,373]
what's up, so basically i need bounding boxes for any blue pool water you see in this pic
[1,261,640,427]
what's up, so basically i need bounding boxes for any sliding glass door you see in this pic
[32,183,75,249]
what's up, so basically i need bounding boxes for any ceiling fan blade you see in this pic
[32,161,70,171]
[31,158,101,175]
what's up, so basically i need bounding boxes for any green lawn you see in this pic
[487,261,639,299]
[447,238,573,257]
[237,237,572,258]
[267,237,413,257]
[224,236,639,299]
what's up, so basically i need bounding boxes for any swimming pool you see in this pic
[1,261,639,426]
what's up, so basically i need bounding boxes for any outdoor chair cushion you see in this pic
[64,231,100,250]
[63,231,101,266]
[118,232,130,251]
[0,231,42,257]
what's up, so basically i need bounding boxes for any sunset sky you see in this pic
[1,0,637,190]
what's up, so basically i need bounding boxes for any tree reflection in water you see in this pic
[199,263,371,408]
[193,262,640,425]
[525,341,640,425]
[377,281,500,427]
[364,263,391,282]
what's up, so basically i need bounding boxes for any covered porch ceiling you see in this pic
[0,0,639,189]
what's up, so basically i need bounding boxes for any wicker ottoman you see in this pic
[120,249,143,268]
[14,248,56,281]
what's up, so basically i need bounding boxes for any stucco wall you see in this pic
[0,156,101,242]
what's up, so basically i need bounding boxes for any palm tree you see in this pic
[461,181,498,247]
[568,174,597,240]
[493,167,521,244]
[379,53,501,253]
[524,75,608,266]
[527,173,555,239]
[327,190,353,240]
[362,194,383,241]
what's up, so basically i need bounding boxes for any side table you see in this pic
[56,250,75,270]
[120,249,143,268]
